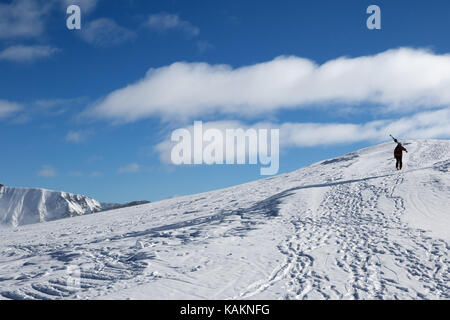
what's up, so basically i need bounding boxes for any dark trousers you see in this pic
[395,156,403,170]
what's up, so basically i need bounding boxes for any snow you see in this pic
[0,139,448,300]
[0,187,103,227]
[0,186,148,228]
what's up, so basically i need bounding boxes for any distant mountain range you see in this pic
[0,185,149,227]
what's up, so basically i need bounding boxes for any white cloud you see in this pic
[279,108,450,147]
[146,13,199,37]
[281,108,450,145]
[86,48,450,123]
[0,0,99,40]
[0,45,60,62]
[32,97,84,115]
[37,165,56,178]
[118,163,140,174]
[5,97,84,125]
[0,0,50,39]
[65,130,90,143]
[79,18,136,47]
[0,100,22,119]
[155,108,450,163]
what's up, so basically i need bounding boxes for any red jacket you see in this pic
[394,145,407,157]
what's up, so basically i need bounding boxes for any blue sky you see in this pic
[1,0,450,203]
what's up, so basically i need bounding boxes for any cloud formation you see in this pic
[79,18,136,47]
[0,100,22,119]
[0,45,60,62]
[145,13,200,37]
[0,0,50,39]
[87,48,450,122]
[279,108,450,147]
[65,130,91,143]
[155,108,450,163]
[0,0,100,40]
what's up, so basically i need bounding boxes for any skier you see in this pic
[390,135,408,170]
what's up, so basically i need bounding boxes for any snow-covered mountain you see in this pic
[0,139,448,300]
[0,186,150,227]
[0,187,104,227]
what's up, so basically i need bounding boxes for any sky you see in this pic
[1,0,450,203]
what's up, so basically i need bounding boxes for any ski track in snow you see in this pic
[0,140,448,300]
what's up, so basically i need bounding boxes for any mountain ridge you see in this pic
[0,185,149,227]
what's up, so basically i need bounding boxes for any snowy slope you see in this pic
[0,139,448,300]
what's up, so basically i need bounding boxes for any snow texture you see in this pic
[0,139,448,300]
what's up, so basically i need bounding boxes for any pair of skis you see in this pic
[390,134,398,143]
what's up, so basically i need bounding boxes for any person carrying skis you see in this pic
[391,136,408,170]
